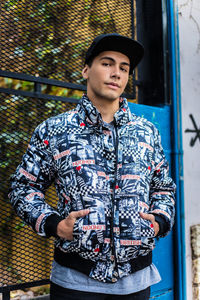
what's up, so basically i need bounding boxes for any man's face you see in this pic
[82,51,130,103]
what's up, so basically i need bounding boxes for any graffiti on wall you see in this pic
[185,114,200,146]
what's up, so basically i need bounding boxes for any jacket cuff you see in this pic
[152,213,169,236]
[44,214,63,238]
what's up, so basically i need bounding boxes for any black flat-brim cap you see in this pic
[85,33,144,75]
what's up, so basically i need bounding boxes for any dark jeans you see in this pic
[50,282,150,300]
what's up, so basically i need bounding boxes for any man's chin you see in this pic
[103,93,121,102]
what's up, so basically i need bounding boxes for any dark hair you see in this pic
[85,56,94,68]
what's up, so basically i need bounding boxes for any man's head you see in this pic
[84,33,144,75]
[82,50,130,103]
[82,33,144,103]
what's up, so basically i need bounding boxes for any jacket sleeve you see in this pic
[149,126,176,237]
[8,121,62,237]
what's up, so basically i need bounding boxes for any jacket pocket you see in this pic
[57,206,106,259]
[74,210,106,252]
[116,195,141,263]
[116,195,155,262]
[139,217,155,256]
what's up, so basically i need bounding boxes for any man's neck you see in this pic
[87,96,120,123]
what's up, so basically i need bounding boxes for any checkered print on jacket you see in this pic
[9,94,176,282]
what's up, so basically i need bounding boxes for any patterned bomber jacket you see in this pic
[9,95,176,283]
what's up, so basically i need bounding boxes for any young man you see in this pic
[9,34,176,300]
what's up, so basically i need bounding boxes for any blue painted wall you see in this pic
[129,102,174,299]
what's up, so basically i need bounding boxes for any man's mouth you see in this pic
[106,82,120,89]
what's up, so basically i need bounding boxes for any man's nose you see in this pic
[111,65,121,78]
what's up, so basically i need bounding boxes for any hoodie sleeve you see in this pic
[149,126,176,237]
[8,120,62,237]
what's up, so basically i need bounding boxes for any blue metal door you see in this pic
[129,102,174,299]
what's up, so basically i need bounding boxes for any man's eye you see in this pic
[102,62,110,66]
[121,67,128,73]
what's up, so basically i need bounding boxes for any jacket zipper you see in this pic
[110,121,119,267]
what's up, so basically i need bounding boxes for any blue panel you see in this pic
[128,103,174,298]
[128,103,171,151]
[152,233,174,293]
[150,289,174,299]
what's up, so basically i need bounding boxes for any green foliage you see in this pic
[1,0,132,83]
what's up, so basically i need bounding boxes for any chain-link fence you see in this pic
[0,92,76,288]
[0,0,136,96]
[0,0,139,297]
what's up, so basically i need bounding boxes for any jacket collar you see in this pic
[79,94,132,127]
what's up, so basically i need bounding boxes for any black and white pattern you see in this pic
[102,150,116,161]
[90,272,107,283]
[9,94,176,283]
[141,228,155,237]
[79,185,96,195]
[32,136,46,150]
[80,251,99,261]
[68,185,79,196]
[119,210,138,219]
[66,127,83,135]
[104,207,111,217]
[122,148,140,160]
[49,126,67,137]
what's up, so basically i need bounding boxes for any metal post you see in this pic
[130,0,136,100]
[34,82,42,94]
[2,290,10,300]
[167,0,186,299]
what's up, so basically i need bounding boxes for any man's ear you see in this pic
[82,65,89,80]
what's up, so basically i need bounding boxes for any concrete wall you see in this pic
[178,0,200,299]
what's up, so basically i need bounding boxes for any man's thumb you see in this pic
[140,212,147,218]
[70,209,90,219]
[140,212,153,222]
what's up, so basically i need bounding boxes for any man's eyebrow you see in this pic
[100,56,130,67]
